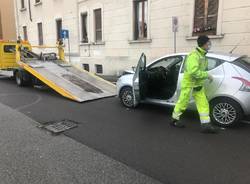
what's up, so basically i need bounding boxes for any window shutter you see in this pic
[193,0,218,35]
[94,9,102,42]
[194,0,205,33]
[207,0,219,33]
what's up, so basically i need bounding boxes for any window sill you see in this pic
[34,2,42,6]
[92,41,105,45]
[128,39,152,44]
[80,42,91,46]
[20,8,27,12]
[186,34,224,40]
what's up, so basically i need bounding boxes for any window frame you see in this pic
[81,12,89,43]
[93,8,103,43]
[187,0,224,38]
[21,0,25,9]
[82,63,90,72]
[23,26,28,41]
[133,0,149,40]
[95,64,103,74]
[35,0,41,4]
[37,22,44,46]
[192,0,219,36]
[56,18,62,41]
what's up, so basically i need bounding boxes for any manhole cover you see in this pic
[43,119,78,134]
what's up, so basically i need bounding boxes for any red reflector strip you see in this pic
[232,77,250,86]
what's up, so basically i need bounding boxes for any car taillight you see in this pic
[232,77,250,92]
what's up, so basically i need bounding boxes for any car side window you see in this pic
[148,56,183,69]
[180,57,222,73]
[207,57,222,71]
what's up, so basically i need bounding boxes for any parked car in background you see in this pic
[117,52,250,127]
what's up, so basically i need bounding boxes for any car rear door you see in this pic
[204,57,225,98]
[177,56,225,104]
[132,53,146,106]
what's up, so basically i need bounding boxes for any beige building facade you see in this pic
[14,0,250,75]
[0,0,16,40]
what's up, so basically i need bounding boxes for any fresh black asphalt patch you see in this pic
[0,77,250,184]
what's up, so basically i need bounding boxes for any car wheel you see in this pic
[120,86,134,108]
[210,97,243,127]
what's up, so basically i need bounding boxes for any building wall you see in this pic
[0,0,16,40]
[15,0,250,75]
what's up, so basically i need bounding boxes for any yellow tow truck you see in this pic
[0,40,116,102]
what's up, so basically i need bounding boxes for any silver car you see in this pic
[117,53,250,127]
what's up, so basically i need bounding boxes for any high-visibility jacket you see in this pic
[182,47,208,88]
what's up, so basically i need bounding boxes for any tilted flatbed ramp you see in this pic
[18,60,116,102]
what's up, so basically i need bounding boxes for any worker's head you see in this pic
[197,35,211,51]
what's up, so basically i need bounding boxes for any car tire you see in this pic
[210,97,243,127]
[120,86,135,108]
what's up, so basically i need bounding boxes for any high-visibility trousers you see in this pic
[172,87,210,124]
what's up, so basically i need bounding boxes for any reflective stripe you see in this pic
[200,113,210,124]
[172,112,181,120]
[200,116,210,120]
[199,113,209,117]
[201,119,210,124]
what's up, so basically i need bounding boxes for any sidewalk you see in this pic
[0,102,161,184]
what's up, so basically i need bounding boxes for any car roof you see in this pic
[154,52,245,62]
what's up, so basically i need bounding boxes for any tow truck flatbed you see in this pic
[0,40,116,102]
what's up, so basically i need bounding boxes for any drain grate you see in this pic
[43,119,78,134]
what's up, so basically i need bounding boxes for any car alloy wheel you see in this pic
[120,87,134,108]
[213,102,237,125]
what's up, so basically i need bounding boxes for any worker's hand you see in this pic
[208,74,214,83]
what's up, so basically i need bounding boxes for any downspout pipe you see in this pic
[28,0,32,22]
[14,0,20,37]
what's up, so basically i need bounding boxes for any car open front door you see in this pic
[132,53,146,107]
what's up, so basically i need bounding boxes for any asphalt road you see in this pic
[1,76,250,184]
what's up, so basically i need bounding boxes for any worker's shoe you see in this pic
[201,123,219,134]
[170,118,185,128]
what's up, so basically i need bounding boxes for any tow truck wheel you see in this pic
[15,71,25,86]
[15,70,31,87]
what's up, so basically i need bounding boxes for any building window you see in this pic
[21,0,25,9]
[23,26,28,41]
[81,13,88,43]
[193,0,219,36]
[56,19,62,41]
[94,9,102,42]
[82,64,90,72]
[95,64,103,74]
[134,0,148,40]
[37,22,43,45]
[0,12,2,39]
